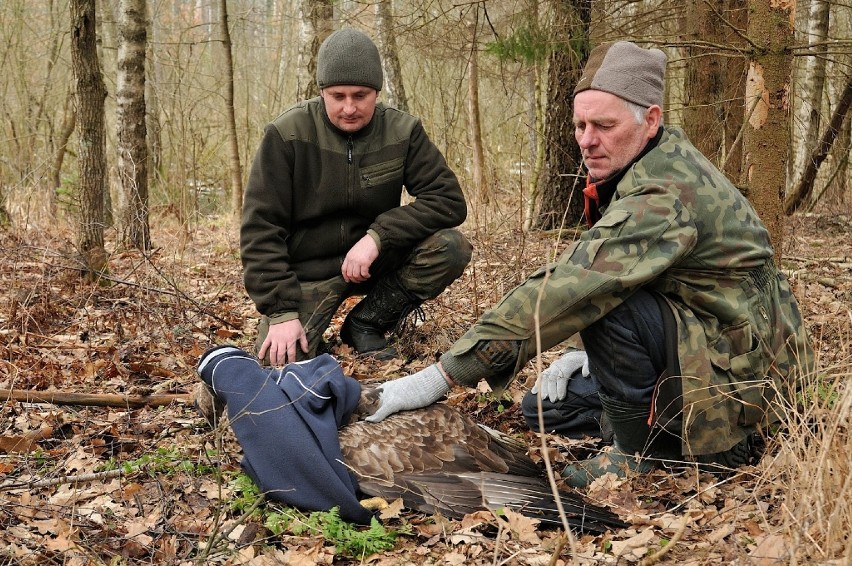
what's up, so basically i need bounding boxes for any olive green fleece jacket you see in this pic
[241,97,467,321]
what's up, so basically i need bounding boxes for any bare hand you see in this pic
[342,235,379,283]
[258,319,308,365]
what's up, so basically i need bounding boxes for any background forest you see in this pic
[1,0,851,564]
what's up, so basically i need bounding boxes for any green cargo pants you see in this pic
[255,228,472,361]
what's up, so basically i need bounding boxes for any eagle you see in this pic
[340,386,626,534]
[195,347,626,534]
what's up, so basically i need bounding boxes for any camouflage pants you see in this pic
[255,229,472,360]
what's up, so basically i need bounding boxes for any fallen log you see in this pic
[0,389,193,408]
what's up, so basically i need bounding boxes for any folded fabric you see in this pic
[197,347,373,524]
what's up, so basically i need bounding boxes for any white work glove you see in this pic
[365,364,451,423]
[531,350,590,403]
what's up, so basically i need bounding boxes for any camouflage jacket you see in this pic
[445,126,814,455]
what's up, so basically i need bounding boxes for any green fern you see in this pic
[265,505,406,558]
[227,473,409,557]
[318,508,400,558]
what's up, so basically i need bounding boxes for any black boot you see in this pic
[693,433,763,476]
[562,392,678,487]
[340,274,423,360]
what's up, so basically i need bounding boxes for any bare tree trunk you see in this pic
[218,0,243,223]
[37,0,65,204]
[467,18,487,213]
[71,0,108,276]
[790,0,830,192]
[523,62,546,232]
[785,76,852,214]
[534,0,589,231]
[117,0,150,251]
[50,84,77,218]
[683,0,747,178]
[832,109,850,205]
[741,0,795,262]
[375,0,408,112]
[297,0,333,100]
[145,3,162,190]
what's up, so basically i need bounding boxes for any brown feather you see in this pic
[339,387,626,533]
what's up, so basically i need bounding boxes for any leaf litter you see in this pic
[0,213,850,564]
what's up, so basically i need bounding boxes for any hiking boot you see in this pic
[693,433,764,476]
[562,392,678,487]
[340,274,423,360]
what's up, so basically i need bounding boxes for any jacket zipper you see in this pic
[343,136,354,253]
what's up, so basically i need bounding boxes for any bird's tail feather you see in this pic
[365,471,626,534]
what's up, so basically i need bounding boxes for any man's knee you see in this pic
[521,373,607,440]
[400,229,472,298]
[580,289,667,404]
[426,229,472,278]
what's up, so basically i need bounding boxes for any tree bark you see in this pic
[71,0,108,275]
[117,0,151,251]
[145,4,162,191]
[218,0,244,223]
[740,0,795,262]
[467,18,488,210]
[683,0,747,178]
[533,0,589,231]
[296,0,333,101]
[790,0,830,191]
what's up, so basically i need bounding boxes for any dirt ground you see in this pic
[0,210,849,564]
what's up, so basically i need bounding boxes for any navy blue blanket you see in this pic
[197,347,373,524]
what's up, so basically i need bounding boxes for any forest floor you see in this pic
[0,210,850,565]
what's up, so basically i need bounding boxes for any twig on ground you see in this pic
[1,389,192,408]
[638,516,689,566]
[0,468,125,491]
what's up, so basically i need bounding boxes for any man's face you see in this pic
[573,90,660,181]
[321,86,378,133]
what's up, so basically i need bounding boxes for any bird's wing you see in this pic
[339,399,626,533]
[460,471,627,533]
[340,401,540,482]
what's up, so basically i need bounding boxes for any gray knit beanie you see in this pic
[574,41,667,108]
[316,28,383,91]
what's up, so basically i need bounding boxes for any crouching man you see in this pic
[240,28,471,364]
[362,41,814,487]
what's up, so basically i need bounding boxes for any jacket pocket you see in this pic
[591,209,632,231]
[708,319,771,426]
[359,157,404,189]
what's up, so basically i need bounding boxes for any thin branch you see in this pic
[0,467,125,491]
[785,75,852,214]
[700,0,759,50]
[0,388,192,408]
[638,516,689,566]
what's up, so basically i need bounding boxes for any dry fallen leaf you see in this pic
[502,508,541,544]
